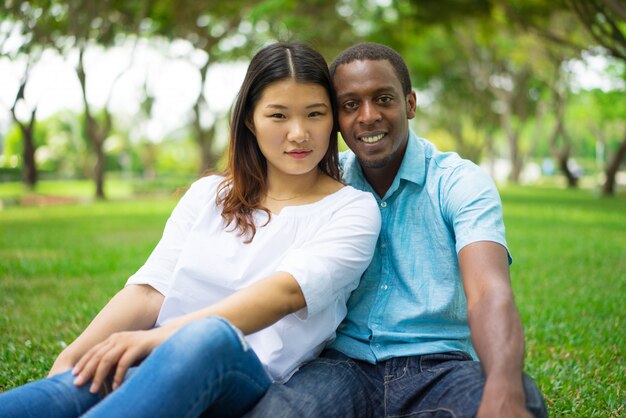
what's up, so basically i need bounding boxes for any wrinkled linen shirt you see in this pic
[330,131,510,362]
[127,175,381,381]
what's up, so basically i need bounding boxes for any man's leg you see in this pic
[84,317,271,418]
[384,351,547,418]
[245,349,382,418]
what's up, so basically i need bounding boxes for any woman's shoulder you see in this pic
[323,184,378,214]
[187,174,226,193]
[177,174,226,205]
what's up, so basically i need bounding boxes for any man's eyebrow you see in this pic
[336,86,398,101]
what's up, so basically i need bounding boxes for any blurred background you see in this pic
[1,2,625,414]
[0,0,624,201]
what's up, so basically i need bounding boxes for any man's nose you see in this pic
[358,101,381,125]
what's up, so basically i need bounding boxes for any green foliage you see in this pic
[0,186,624,416]
[1,0,625,190]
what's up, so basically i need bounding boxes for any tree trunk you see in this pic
[557,153,578,188]
[192,58,221,175]
[21,124,37,189]
[77,46,110,200]
[602,129,626,195]
[193,100,218,174]
[501,108,522,183]
[94,138,106,199]
[10,67,39,190]
[548,108,578,188]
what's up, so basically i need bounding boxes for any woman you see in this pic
[0,43,380,417]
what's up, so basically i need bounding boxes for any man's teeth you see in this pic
[360,133,384,143]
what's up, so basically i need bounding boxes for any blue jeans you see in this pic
[245,349,548,418]
[0,317,271,418]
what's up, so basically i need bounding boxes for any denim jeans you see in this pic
[246,349,548,418]
[0,317,271,418]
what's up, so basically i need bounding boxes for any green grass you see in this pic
[503,187,626,417]
[0,196,179,389]
[0,185,624,416]
[0,176,193,203]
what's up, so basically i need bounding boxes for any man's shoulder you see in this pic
[419,138,483,184]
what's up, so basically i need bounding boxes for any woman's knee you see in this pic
[164,317,248,359]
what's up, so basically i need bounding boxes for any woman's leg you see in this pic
[84,317,271,418]
[0,370,101,418]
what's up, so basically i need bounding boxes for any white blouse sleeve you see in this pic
[125,176,217,295]
[277,190,381,318]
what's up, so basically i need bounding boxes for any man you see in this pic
[246,42,547,418]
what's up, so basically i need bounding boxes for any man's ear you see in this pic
[406,91,417,120]
[245,118,255,134]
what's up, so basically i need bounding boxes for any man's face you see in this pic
[333,59,416,170]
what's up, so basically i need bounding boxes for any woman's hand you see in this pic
[72,327,173,393]
[48,354,76,378]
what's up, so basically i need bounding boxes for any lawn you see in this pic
[0,185,624,416]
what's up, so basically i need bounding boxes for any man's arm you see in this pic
[459,241,531,418]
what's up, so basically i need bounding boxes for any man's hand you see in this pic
[72,327,173,393]
[476,379,532,418]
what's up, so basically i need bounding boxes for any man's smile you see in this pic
[358,132,386,144]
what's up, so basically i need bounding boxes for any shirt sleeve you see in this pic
[441,162,512,263]
[125,176,217,294]
[276,190,381,318]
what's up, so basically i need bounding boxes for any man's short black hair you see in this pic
[330,42,412,95]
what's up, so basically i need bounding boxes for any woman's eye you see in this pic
[270,113,286,119]
[309,111,324,117]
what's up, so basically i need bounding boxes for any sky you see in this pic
[0,40,248,141]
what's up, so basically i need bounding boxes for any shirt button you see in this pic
[381,242,387,249]
[374,343,381,349]
[380,201,387,208]
[381,284,388,290]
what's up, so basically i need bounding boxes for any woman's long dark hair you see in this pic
[216,43,340,242]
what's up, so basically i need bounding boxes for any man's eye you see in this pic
[377,96,392,104]
[343,101,358,110]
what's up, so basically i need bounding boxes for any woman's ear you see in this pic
[245,118,255,135]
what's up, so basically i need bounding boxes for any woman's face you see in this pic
[250,79,333,178]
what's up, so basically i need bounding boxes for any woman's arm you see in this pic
[169,271,305,334]
[49,284,163,377]
[74,189,380,393]
[71,272,304,392]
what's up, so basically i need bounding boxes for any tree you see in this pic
[7,61,39,188]
[0,9,49,189]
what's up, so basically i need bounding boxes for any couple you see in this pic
[0,42,547,418]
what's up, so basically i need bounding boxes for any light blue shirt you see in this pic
[330,130,510,363]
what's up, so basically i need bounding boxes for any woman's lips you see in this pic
[286,150,312,159]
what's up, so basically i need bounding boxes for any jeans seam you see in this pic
[385,357,410,384]
[389,407,459,418]
[313,358,356,367]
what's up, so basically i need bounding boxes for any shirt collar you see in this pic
[397,130,427,187]
[341,130,427,190]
